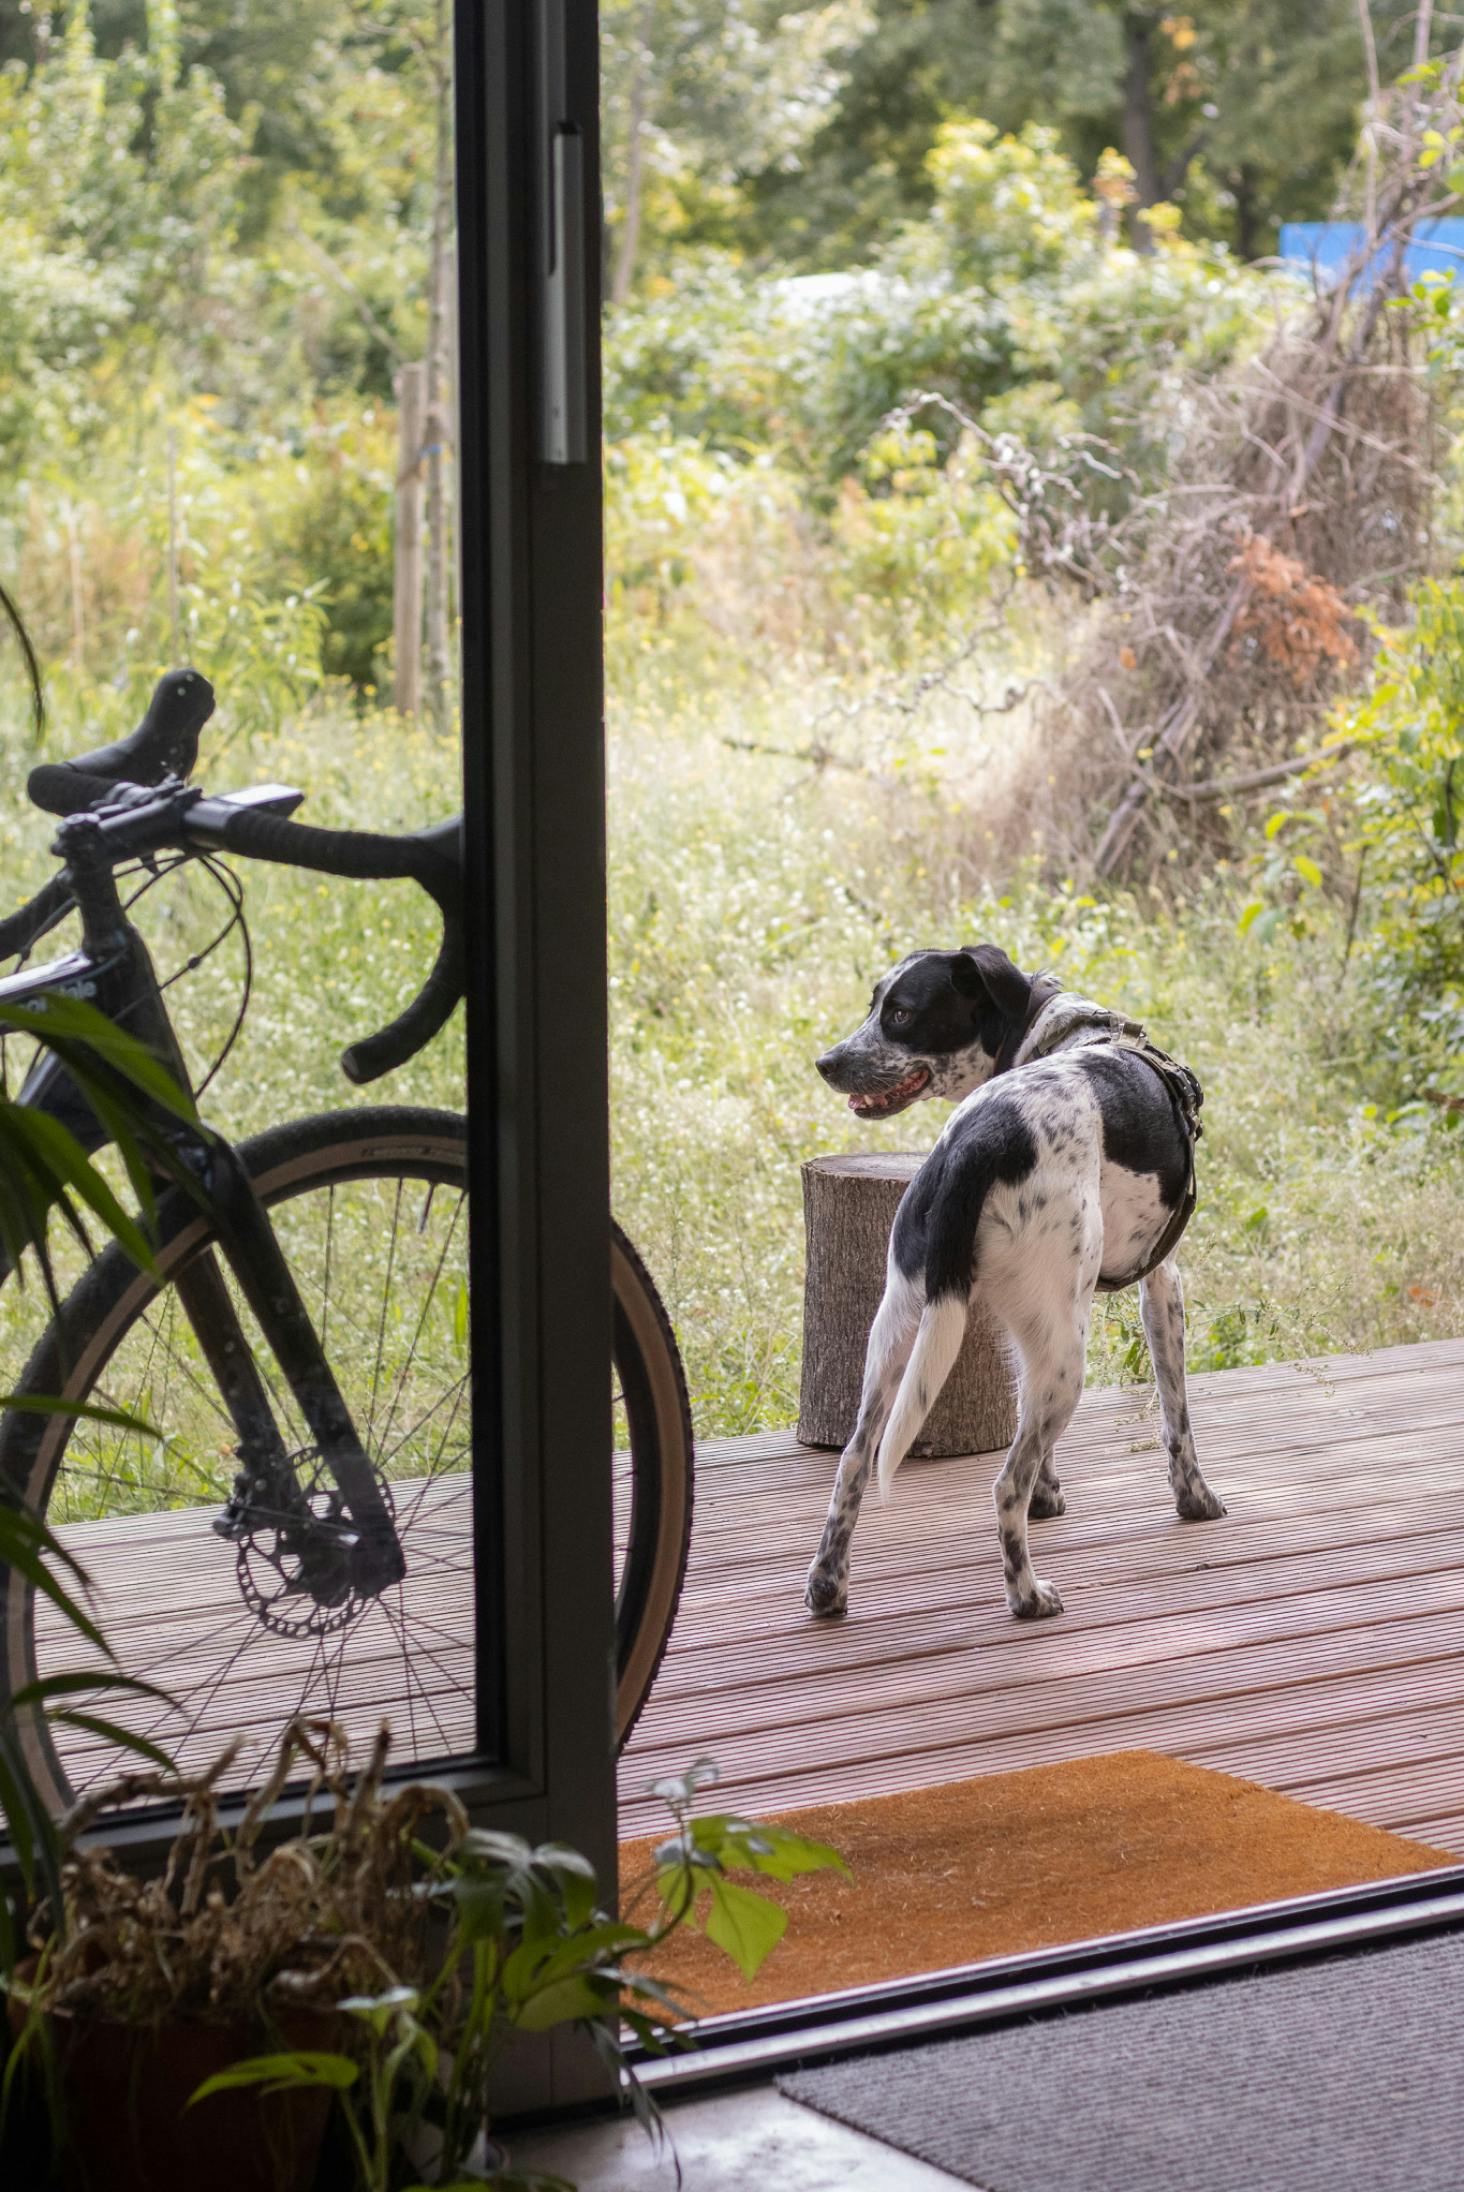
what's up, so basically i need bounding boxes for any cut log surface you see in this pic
[797,1153,1017,1457]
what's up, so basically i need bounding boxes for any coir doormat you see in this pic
[618,1750,1451,2019]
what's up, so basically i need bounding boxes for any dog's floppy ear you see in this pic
[950,944,1032,1019]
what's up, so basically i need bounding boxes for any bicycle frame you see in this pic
[0,807,408,1599]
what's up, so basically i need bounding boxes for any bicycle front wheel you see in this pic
[0,1106,692,1812]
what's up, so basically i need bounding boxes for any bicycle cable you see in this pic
[123,849,254,1098]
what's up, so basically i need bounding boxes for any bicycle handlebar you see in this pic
[10,663,463,1082]
[196,804,465,1083]
[27,669,215,817]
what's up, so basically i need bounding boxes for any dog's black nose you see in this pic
[815,1049,840,1083]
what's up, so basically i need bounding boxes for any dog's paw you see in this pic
[1176,1482,1226,1522]
[805,1564,849,1619]
[1008,1576,1064,1620]
[1029,1483,1067,1520]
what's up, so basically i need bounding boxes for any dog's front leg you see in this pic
[1139,1258,1225,1521]
[805,1272,920,1618]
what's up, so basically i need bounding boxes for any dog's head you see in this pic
[815,945,1038,1119]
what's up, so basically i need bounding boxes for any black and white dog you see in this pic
[806,944,1225,1623]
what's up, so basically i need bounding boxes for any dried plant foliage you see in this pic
[876,47,1464,883]
[25,1718,464,2027]
[1050,59,1464,879]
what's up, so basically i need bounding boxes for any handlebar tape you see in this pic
[27,669,215,817]
[214,806,465,1081]
[341,931,466,1084]
[214,806,436,886]
[25,765,127,817]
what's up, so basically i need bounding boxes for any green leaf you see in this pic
[0,997,197,1124]
[460,1827,535,1869]
[0,1393,159,1435]
[43,1711,177,1773]
[704,1819,849,1884]
[0,1107,155,1272]
[702,1876,787,1979]
[9,1668,171,1709]
[0,1508,109,1660]
[189,2051,359,2106]
[1292,853,1323,889]
[648,1757,720,1807]
[339,1985,419,2034]
[512,1972,617,2032]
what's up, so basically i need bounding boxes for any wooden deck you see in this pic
[619,1337,1464,1857]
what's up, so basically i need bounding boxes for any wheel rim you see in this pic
[6,1127,691,1808]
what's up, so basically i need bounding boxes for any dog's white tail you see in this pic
[876,1293,968,1500]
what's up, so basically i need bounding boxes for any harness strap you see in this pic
[1098,1036,1203,1290]
[995,987,1204,1292]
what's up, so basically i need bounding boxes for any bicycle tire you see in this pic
[611,1223,695,1748]
[0,1105,693,1810]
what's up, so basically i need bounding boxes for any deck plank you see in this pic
[24,1336,1464,1864]
[619,1338,1464,1852]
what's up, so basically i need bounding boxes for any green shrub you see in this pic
[1243,579,1464,1097]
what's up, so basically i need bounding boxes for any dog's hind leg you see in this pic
[805,1271,922,1618]
[1030,1454,1066,1519]
[1139,1257,1226,1521]
[992,1303,1088,1619]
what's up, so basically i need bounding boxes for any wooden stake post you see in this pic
[394,361,426,717]
[797,1154,1018,1457]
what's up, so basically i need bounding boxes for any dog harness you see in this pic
[996,974,1204,1292]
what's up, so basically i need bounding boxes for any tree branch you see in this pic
[1154,741,1354,803]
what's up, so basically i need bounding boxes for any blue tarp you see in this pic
[1279,219,1464,285]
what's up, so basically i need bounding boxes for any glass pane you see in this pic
[0,1,480,1805]
[600,0,1463,2020]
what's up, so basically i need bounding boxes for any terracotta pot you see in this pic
[7,1976,340,2192]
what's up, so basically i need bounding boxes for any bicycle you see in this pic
[0,669,694,1814]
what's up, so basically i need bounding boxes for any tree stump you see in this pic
[797,1154,1017,1457]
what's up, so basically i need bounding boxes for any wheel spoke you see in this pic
[17,1139,689,1809]
[16,1139,481,1805]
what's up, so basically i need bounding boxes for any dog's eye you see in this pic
[887,1006,913,1030]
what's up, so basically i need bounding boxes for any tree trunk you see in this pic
[610,1,653,307]
[65,501,85,669]
[1121,10,1161,249]
[797,1155,1017,1457]
[424,0,454,732]
[1233,163,1261,261]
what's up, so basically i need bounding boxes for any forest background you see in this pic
[4,0,1464,1430]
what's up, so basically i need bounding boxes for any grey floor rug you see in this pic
[778,1929,1464,2192]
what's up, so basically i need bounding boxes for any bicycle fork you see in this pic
[173,1143,408,1598]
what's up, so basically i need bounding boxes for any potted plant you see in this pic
[7,1725,845,2191]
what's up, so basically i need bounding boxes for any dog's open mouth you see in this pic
[848,1065,931,1119]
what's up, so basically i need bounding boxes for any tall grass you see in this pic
[606,665,1464,1436]
[3,662,1462,1440]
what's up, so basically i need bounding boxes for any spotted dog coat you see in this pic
[806,945,1225,1622]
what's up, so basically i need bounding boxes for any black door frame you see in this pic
[453,0,617,1873]
[1,1,619,2109]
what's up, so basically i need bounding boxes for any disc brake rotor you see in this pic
[234,1450,396,1640]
